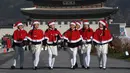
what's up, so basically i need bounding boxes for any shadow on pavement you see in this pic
[0,67,130,70]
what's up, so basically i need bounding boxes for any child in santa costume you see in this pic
[11,22,27,69]
[75,21,84,68]
[63,21,82,69]
[93,20,113,70]
[27,21,44,70]
[76,21,82,30]
[80,20,94,69]
[44,20,62,70]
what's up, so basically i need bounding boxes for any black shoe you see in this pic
[48,67,53,70]
[20,67,23,69]
[103,68,106,70]
[11,66,15,69]
[75,63,78,68]
[33,67,37,70]
[25,47,27,51]
[71,66,76,70]
[87,67,90,69]
[82,65,85,68]
[99,67,102,69]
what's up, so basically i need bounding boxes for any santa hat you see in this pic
[83,20,89,25]
[48,20,56,26]
[99,20,108,28]
[70,21,76,26]
[75,21,81,26]
[14,21,23,27]
[33,21,40,25]
[31,21,40,27]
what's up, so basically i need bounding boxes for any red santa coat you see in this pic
[80,28,94,42]
[93,28,112,44]
[7,39,11,48]
[64,29,82,48]
[27,29,44,42]
[13,29,27,43]
[45,28,62,45]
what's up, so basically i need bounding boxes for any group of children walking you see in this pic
[11,19,112,70]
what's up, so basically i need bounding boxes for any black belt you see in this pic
[31,42,41,45]
[86,42,92,44]
[98,43,107,45]
[47,43,57,46]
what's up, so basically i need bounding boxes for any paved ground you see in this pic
[0,52,14,65]
[0,50,130,73]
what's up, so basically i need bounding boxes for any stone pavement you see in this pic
[0,50,130,73]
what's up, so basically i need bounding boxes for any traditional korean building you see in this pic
[21,0,118,19]
[20,0,120,35]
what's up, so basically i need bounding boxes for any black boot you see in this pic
[82,65,85,68]
[87,67,90,69]
[75,63,78,68]
[11,66,15,69]
[99,67,102,69]
[20,67,23,69]
[103,67,106,70]
[48,67,53,70]
[71,66,76,70]
[33,67,37,70]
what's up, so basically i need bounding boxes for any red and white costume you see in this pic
[13,22,27,44]
[45,28,62,45]
[93,28,112,44]
[45,20,62,69]
[27,29,44,43]
[27,21,44,68]
[13,29,27,44]
[64,21,82,68]
[64,21,82,47]
[80,28,93,43]
[75,20,85,67]
[93,20,112,44]
[12,22,27,68]
[80,20,94,68]
[64,29,82,46]
[94,20,113,69]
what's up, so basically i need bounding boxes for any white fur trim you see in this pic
[63,36,69,42]
[63,36,82,43]
[44,37,49,40]
[44,37,59,44]
[83,39,92,42]
[24,38,27,40]
[76,22,81,25]
[33,21,40,25]
[99,21,106,26]
[27,37,44,42]
[70,22,76,26]
[70,38,82,43]
[84,22,89,25]
[14,40,23,43]
[93,39,100,43]
[17,23,23,26]
[82,36,93,42]
[87,39,92,42]
[49,22,55,26]
[93,38,113,44]
[101,38,113,43]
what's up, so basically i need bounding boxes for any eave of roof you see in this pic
[21,7,118,19]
